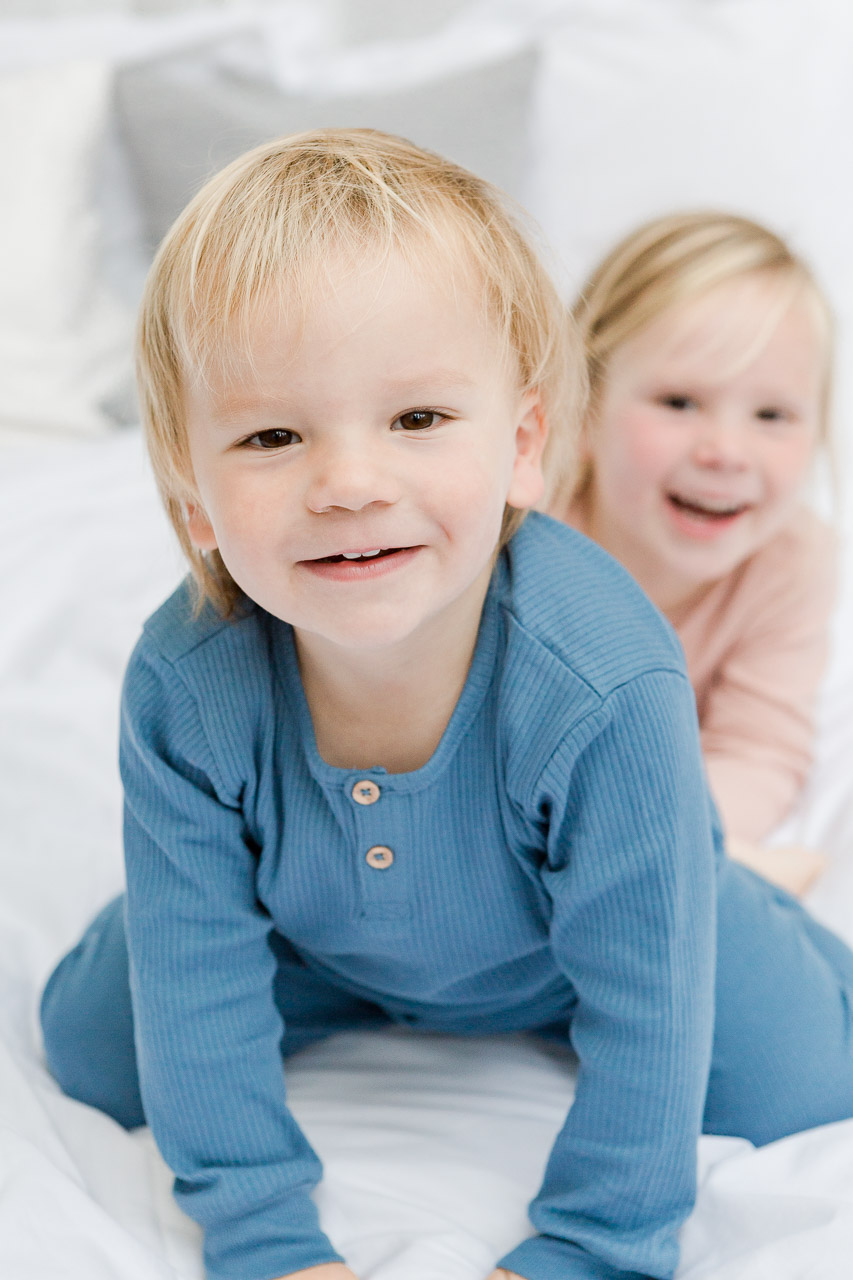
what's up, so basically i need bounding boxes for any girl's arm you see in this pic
[497,669,717,1280]
[271,1269,358,1280]
[724,836,825,897]
[121,641,345,1280]
[698,519,837,845]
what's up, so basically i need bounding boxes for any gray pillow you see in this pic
[115,34,538,251]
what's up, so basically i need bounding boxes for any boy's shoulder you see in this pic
[123,581,284,795]
[139,581,256,655]
[503,512,687,696]
[139,578,263,663]
[125,580,283,764]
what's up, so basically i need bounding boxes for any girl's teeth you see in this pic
[671,495,743,516]
[341,549,382,560]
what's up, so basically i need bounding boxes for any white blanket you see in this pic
[1,430,852,1279]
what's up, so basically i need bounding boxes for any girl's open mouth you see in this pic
[667,493,750,520]
[666,493,751,539]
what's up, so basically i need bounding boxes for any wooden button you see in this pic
[352,779,381,806]
[365,845,394,869]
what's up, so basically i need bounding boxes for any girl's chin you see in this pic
[663,538,753,599]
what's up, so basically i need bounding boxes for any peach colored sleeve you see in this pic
[700,521,838,842]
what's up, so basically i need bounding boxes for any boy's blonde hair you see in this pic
[573,209,834,443]
[137,128,585,616]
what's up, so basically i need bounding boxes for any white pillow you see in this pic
[115,31,538,253]
[0,59,133,434]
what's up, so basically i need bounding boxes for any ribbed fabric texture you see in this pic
[120,513,718,1280]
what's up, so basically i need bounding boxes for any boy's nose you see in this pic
[304,440,401,513]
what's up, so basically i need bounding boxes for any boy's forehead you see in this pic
[188,244,510,409]
[200,364,483,420]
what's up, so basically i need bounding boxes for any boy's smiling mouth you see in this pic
[315,547,401,564]
[299,545,422,578]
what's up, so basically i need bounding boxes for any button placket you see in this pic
[352,779,381,806]
[347,777,409,920]
[365,845,394,869]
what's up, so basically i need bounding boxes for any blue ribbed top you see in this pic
[120,513,719,1280]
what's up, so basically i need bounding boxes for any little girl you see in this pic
[556,212,837,895]
[41,134,853,1280]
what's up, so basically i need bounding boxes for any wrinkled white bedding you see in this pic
[1,430,852,1280]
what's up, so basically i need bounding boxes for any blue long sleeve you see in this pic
[119,513,720,1280]
[499,671,716,1280]
[122,653,342,1279]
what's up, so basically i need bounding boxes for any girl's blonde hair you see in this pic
[137,127,585,616]
[573,209,834,447]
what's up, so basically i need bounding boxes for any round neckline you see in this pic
[271,564,504,795]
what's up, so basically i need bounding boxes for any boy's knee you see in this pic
[710,868,853,1145]
[40,899,146,1130]
[703,1060,853,1147]
[40,950,77,1083]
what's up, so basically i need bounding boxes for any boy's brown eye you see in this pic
[248,428,298,449]
[395,410,439,431]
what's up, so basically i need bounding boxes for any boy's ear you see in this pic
[185,500,218,551]
[506,390,548,510]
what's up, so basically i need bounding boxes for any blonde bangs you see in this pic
[573,212,833,415]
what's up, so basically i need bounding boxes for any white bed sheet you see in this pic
[1,430,853,1280]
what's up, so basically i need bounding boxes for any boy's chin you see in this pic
[292,615,434,655]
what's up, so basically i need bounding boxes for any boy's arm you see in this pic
[498,669,717,1280]
[121,643,344,1280]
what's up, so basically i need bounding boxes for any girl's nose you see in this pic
[691,414,750,470]
[304,439,401,514]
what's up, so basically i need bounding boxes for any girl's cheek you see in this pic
[765,434,817,497]
[781,458,816,502]
[606,408,675,480]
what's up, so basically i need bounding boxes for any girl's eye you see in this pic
[755,406,787,423]
[659,394,696,412]
[393,410,443,432]
[244,428,299,450]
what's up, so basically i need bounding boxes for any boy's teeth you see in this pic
[341,549,382,559]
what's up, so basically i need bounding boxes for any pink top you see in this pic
[562,505,837,841]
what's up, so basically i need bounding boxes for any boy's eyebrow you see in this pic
[210,396,285,421]
[209,370,480,421]
[378,369,478,392]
